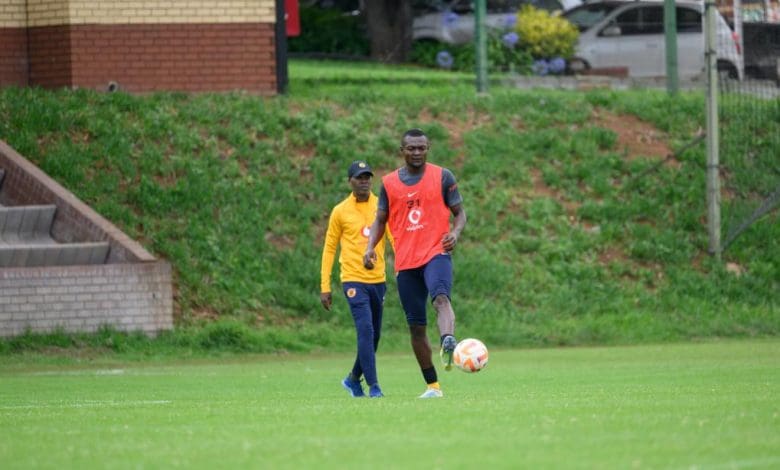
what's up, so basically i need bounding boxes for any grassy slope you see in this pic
[0,60,777,352]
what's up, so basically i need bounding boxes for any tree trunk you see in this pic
[363,0,412,62]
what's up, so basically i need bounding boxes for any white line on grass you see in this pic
[683,456,780,470]
[24,369,126,376]
[0,400,172,410]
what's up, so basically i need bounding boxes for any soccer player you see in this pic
[363,128,467,398]
[320,160,393,398]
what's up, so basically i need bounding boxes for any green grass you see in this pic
[1,340,778,469]
[0,59,777,352]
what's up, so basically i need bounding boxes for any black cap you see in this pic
[347,160,373,179]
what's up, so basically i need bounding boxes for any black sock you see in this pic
[422,366,438,385]
[440,334,453,345]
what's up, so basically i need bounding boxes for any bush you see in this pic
[410,5,577,75]
[410,32,533,74]
[288,6,369,57]
[515,5,579,59]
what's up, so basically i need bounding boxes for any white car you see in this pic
[412,0,582,45]
[563,0,742,79]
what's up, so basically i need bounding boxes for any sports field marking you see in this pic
[683,456,780,469]
[24,368,126,376]
[0,400,171,410]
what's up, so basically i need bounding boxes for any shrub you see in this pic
[288,6,369,57]
[410,32,533,74]
[515,5,579,59]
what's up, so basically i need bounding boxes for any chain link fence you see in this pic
[714,4,780,252]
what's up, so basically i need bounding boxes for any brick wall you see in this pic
[0,0,28,87]
[25,0,69,26]
[0,0,27,25]
[2,0,278,93]
[52,0,275,26]
[26,0,274,26]
[27,25,72,89]
[68,23,276,93]
[0,140,174,338]
[0,27,28,87]
[0,263,173,337]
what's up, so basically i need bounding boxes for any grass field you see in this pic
[2,340,778,469]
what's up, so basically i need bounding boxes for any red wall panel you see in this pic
[15,23,276,93]
[0,27,29,87]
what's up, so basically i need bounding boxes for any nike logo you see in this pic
[407,191,418,198]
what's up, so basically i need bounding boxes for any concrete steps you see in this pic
[0,242,109,267]
[0,168,109,267]
[0,204,57,243]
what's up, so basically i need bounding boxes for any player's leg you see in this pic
[341,282,374,397]
[397,268,442,398]
[369,282,386,353]
[396,269,431,367]
[423,254,457,370]
[409,324,432,369]
[366,282,386,398]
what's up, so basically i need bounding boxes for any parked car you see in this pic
[562,0,742,79]
[742,21,780,82]
[412,0,582,44]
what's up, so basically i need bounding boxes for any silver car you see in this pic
[563,0,742,79]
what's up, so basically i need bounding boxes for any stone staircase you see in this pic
[0,141,173,338]
[0,169,109,267]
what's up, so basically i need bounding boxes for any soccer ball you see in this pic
[453,338,489,373]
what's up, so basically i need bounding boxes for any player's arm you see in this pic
[384,223,395,252]
[363,208,388,270]
[320,208,342,310]
[364,184,389,269]
[442,203,466,252]
[441,169,466,252]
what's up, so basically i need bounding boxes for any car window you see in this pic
[449,0,474,13]
[484,0,562,12]
[612,7,640,35]
[608,6,663,36]
[563,3,621,32]
[488,0,522,12]
[676,7,702,33]
[640,6,664,34]
[532,0,564,12]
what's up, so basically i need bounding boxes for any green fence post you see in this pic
[664,0,679,94]
[475,0,488,94]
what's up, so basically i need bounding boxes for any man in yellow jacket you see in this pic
[320,161,393,398]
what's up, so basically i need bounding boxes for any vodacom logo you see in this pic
[408,209,422,224]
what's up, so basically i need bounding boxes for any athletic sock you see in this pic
[422,366,438,385]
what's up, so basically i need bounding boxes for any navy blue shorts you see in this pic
[396,254,453,326]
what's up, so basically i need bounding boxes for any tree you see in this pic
[363,0,413,62]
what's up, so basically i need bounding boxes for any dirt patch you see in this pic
[598,246,626,265]
[264,231,296,251]
[417,107,492,169]
[189,307,220,322]
[528,168,581,218]
[591,108,677,166]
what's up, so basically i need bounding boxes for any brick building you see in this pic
[0,0,282,93]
